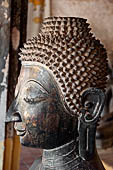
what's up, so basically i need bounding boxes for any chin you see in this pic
[19,135,43,148]
[20,136,30,146]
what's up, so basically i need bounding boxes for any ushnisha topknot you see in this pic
[19,17,108,115]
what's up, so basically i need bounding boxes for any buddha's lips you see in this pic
[16,129,26,136]
[14,123,26,136]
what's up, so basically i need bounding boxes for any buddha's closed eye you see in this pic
[24,96,48,104]
[21,80,49,104]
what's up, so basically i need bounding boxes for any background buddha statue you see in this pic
[6,17,108,170]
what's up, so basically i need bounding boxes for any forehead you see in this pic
[16,64,57,94]
[18,65,41,82]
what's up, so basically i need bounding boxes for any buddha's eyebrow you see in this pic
[26,79,49,95]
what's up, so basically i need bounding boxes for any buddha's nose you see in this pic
[5,100,21,123]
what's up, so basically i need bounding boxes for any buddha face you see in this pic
[6,63,78,149]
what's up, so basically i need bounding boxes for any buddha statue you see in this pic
[6,17,108,170]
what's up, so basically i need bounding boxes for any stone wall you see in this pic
[51,0,113,52]
[0,1,10,169]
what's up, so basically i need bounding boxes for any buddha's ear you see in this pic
[78,87,105,160]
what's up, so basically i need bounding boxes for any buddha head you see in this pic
[6,17,108,149]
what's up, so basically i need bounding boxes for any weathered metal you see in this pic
[29,88,105,170]
[30,140,97,170]
[19,17,108,116]
[78,88,105,160]
[6,64,105,169]
[6,64,78,148]
[6,17,108,169]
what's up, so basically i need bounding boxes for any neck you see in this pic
[41,140,82,170]
[30,140,97,170]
